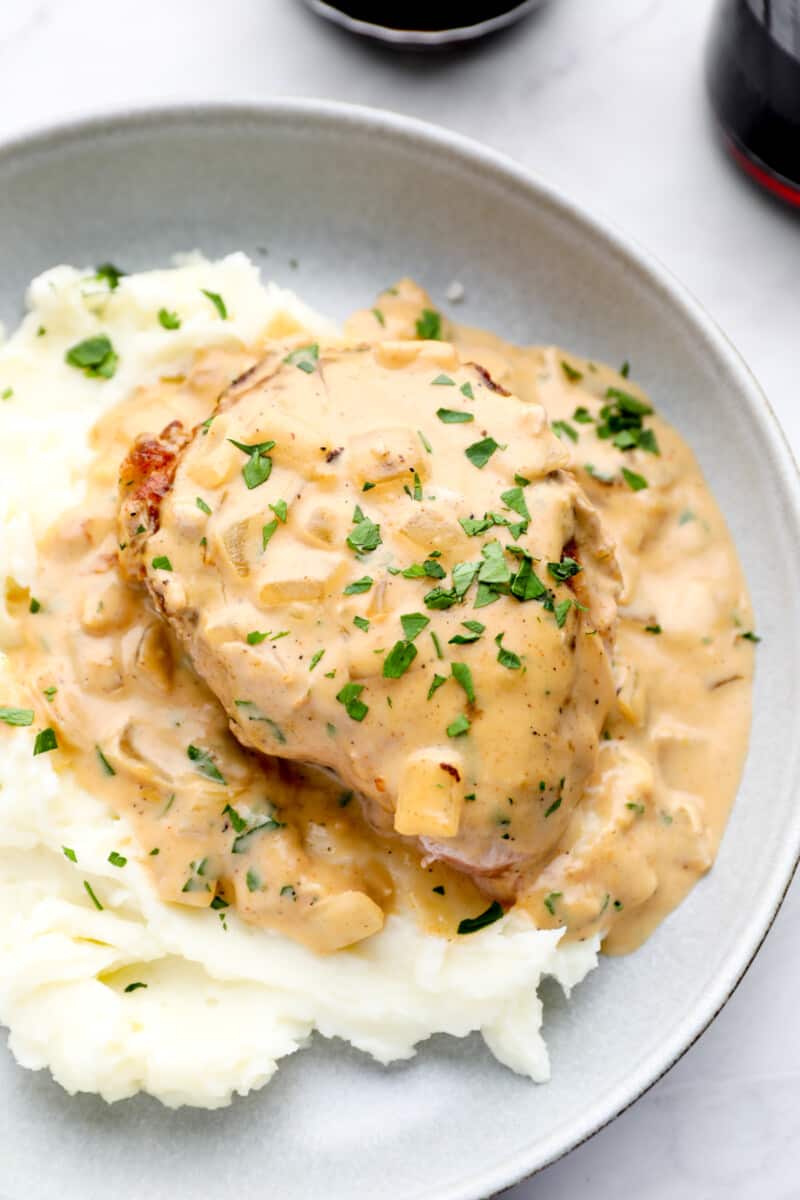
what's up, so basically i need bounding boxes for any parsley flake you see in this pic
[187,744,226,784]
[561,360,583,382]
[33,728,58,755]
[427,674,447,700]
[0,707,34,727]
[495,633,521,670]
[465,437,501,469]
[336,682,369,721]
[283,343,319,373]
[622,467,648,491]
[451,662,475,704]
[415,308,442,340]
[401,613,430,641]
[446,713,470,737]
[457,901,503,934]
[383,640,417,679]
[201,289,228,319]
[437,407,474,423]
[158,308,181,330]
[344,576,373,595]
[65,334,118,380]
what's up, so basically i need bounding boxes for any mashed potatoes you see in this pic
[0,255,598,1107]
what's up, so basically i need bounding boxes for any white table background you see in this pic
[0,1,797,1196]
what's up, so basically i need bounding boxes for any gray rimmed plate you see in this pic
[0,100,798,1200]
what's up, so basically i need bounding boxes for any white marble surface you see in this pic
[0,1,798,1196]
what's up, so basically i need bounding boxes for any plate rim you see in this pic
[1,96,799,1199]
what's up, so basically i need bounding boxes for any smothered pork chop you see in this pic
[0,259,754,1106]
[120,333,621,905]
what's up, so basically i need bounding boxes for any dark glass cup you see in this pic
[706,0,800,206]
[306,0,544,47]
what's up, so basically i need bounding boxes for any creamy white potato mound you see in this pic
[0,256,597,1107]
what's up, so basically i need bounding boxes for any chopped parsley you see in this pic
[436,407,473,423]
[96,746,116,776]
[372,307,385,326]
[196,496,212,515]
[457,901,503,935]
[560,360,583,382]
[228,437,275,490]
[738,630,761,643]
[108,850,127,868]
[547,556,582,582]
[460,382,474,400]
[417,429,433,454]
[554,598,573,628]
[233,814,285,854]
[415,308,442,340]
[597,386,659,454]
[246,869,261,892]
[246,631,269,645]
[33,728,58,755]
[201,289,228,319]
[543,891,562,916]
[544,796,562,818]
[151,555,172,571]
[158,308,181,330]
[427,674,447,700]
[261,518,279,549]
[187,744,226,784]
[383,640,417,679]
[451,662,475,704]
[621,467,648,492]
[43,687,57,699]
[0,707,34,727]
[431,374,455,387]
[430,630,444,659]
[552,419,578,442]
[500,486,531,520]
[347,505,382,554]
[432,885,446,896]
[495,633,521,670]
[65,334,118,379]
[353,615,370,632]
[336,682,368,721]
[644,624,662,634]
[401,612,430,641]
[446,713,470,737]
[402,559,446,579]
[62,846,77,863]
[94,262,126,289]
[448,619,484,645]
[626,802,646,815]
[269,499,289,523]
[283,343,319,373]
[573,406,594,424]
[344,576,373,595]
[465,437,501,469]
[124,982,147,993]
[309,648,325,671]
[83,880,104,910]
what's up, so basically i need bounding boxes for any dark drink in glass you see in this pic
[706,0,800,205]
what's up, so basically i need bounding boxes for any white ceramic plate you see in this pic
[0,100,798,1200]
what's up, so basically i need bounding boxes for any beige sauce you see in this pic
[5,281,754,956]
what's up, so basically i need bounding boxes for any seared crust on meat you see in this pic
[118,420,188,581]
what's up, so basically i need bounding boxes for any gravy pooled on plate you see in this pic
[7,280,754,955]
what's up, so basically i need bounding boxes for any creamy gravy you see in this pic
[5,281,754,955]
